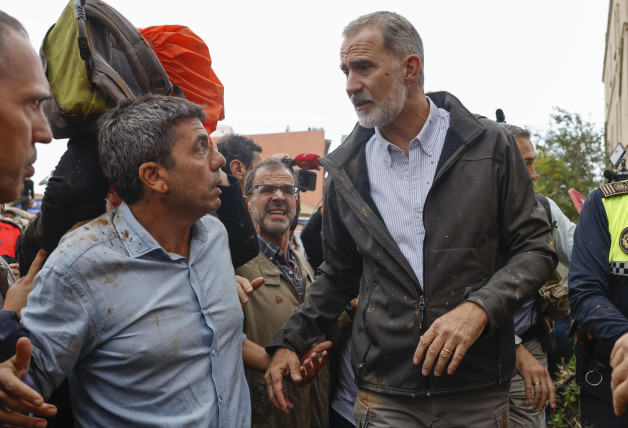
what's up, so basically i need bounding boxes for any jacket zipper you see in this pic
[418,295,426,330]
[419,293,430,396]
[356,273,376,379]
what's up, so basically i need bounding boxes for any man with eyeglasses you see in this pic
[236,159,330,428]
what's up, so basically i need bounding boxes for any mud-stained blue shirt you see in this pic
[21,203,251,427]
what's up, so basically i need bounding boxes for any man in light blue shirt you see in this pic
[0,95,251,427]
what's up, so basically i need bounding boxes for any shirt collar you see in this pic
[258,234,289,264]
[373,95,442,162]
[113,202,208,259]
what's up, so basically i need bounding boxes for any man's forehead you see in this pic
[515,136,537,157]
[340,27,385,61]
[254,167,295,185]
[175,117,206,135]
[0,29,50,95]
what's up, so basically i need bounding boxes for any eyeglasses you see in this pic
[246,184,299,198]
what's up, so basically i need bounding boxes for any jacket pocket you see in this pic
[354,394,373,428]
[424,247,488,315]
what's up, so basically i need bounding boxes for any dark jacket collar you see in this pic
[321,91,487,219]
[327,91,487,173]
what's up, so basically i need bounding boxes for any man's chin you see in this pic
[357,111,379,129]
[261,219,291,236]
[23,164,35,179]
[0,185,21,205]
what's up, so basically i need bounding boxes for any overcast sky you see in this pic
[3,0,609,193]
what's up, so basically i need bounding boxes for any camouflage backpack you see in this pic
[535,193,570,321]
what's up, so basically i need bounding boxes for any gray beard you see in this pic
[250,203,293,237]
[356,76,407,129]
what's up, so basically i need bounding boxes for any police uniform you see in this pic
[569,181,628,427]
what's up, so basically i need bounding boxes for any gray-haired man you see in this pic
[265,11,556,427]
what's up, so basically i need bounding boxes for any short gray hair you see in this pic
[244,159,295,195]
[499,123,531,140]
[343,11,424,86]
[98,94,206,205]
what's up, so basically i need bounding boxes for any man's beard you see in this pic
[352,72,407,129]
[250,200,294,237]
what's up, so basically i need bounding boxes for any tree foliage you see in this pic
[534,108,605,222]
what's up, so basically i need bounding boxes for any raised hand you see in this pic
[0,337,57,427]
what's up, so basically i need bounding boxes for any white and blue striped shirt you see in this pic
[365,96,450,289]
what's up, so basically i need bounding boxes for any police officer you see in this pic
[570,180,628,427]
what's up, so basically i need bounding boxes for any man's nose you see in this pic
[212,148,226,170]
[530,165,538,181]
[346,72,363,97]
[271,187,287,200]
[33,110,52,146]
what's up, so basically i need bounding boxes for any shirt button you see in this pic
[211,349,217,356]
[414,212,421,219]
[404,171,409,177]
[218,396,223,404]
[427,149,432,154]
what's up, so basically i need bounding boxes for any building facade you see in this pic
[604,0,628,155]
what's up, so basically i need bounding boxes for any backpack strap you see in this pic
[79,0,172,96]
[535,192,556,230]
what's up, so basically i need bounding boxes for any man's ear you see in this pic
[243,194,253,215]
[403,54,422,83]
[138,162,168,194]
[230,159,246,181]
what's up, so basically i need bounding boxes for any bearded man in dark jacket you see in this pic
[265,11,556,427]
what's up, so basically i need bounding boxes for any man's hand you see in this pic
[515,344,556,411]
[3,250,47,316]
[611,332,628,416]
[0,337,57,427]
[298,341,331,383]
[264,348,301,415]
[413,301,488,376]
[235,276,264,306]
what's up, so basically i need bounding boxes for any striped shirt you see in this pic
[365,96,450,289]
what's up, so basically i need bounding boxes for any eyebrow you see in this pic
[340,58,374,72]
[196,134,210,145]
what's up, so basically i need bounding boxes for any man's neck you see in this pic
[378,90,430,157]
[260,232,290,262]
[129,200,195,259]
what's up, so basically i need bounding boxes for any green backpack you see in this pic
[40,0,175,139]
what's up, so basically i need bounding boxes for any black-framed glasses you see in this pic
[246,184,299,198]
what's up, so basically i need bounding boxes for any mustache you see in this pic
[265,201,289,212]
[351,92,373,108]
